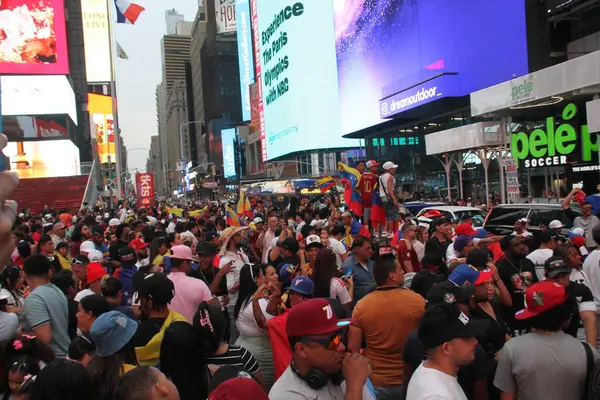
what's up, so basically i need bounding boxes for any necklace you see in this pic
[505,258,523,274]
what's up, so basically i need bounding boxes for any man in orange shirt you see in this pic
[358,160,380,231]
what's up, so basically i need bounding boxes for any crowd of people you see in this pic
[2,160,600,400]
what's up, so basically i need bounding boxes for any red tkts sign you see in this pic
[135,173,155,207]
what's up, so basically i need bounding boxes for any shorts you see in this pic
[385,201,400,221]
[363,207,371,223]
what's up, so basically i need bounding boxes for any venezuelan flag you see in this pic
[316,176,336,193]
[370,188,387,224]
[338,162,363,217]
[236,190,253,218]
[226,205,246,227]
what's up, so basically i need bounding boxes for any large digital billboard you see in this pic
[253,0,359,160]
[88,93,115,164]
[81,0,111,83]
[4,139,81,179]
[215,0,236,34]
[2,116,67,141]
[0,0,69,74]
[334,0,528,134]
[222,128,236,178]
[235,0,253,121]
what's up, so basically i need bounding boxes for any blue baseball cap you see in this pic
[279,263,298,284]
[90,311,138,357]
[449,264,494,286]
[474,228,489,239]
[286,276,315,296]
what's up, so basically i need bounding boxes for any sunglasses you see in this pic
[71,258,84,265]
[300,331,346,351]
[583,207,593,211]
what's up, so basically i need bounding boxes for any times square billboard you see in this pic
[0,0,70,74]
[251,0,529,160]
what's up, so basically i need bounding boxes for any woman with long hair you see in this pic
[0,265,25,314]
[414,226,429,262]
[87,311,138,400]
[69,224,90,257]
[28,359,92,400]
[233,263,279,389]
[149,237,169,273]
[159,321,209,400]
[311,248,352,307]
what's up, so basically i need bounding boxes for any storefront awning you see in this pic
[425,121,505,155]
[470,49,600,117]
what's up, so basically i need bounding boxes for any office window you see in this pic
[372,138,379,147]
[379,138,385,146]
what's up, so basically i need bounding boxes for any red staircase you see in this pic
[13,175,90,215]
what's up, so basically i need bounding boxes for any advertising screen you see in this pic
[2,116,67,141]
[222,128,236,178]
[135,173,155,207]
[88,93,115,164]
[334,0,528,134]
[215,0,236,34]
[0,0,69,74]
[4,139,81,179]
[81,0,111,83]
[253,0,359,160]
[235,0,254,121]
[1,75,77,124]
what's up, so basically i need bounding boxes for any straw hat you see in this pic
[220,226,249,254]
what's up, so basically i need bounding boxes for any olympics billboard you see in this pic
[235,0,254,121]
[0,0,69,74]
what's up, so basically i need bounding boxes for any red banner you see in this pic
[135,173,155,208]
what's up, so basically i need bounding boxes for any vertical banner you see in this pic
[504,157,520,201]
[135,173,155,207]
[249,0,266,161]
[215,0,236,34]
[222,128,236,178]
[81,0,111,83]
[235,0,254,121]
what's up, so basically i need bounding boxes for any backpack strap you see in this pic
[583,342,594,399]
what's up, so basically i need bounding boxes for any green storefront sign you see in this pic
[511,103,598,168]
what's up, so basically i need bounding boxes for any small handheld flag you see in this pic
[316,176,336,193]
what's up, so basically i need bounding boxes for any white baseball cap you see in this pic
[253,217,264,224]
[109,218,120,227]
[87,250,104,263]
[305,235,323,248]
[570,227,585,236]
[383,161,398,170]
[366,160,380,169]
[80,241,96,253]
[548,220,565,229]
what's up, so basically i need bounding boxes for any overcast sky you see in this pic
[114,0,199,173]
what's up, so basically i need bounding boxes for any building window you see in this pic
[392,138,398,146]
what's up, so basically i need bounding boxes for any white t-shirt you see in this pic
[328,238,347,268]
[571,268,590,288]
[527,248,554,281]
[235,298,273,338]
[74,288,95,302]
[414,241,425,262]
[583,249,600,313]
[511,230,533,237]
[220,250,251,306]
[330,278,352,305]
[296,221,306,239]
[0,288,24,308]
[406,363,468,400]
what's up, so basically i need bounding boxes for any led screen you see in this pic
[0,0,69,74]
[222,128,236,178]
[236,0,254,121]
[5,139,81,179]
[334,0,529,134]
[88,93,115,164]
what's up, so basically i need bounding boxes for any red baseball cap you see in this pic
[208,367,268,400]
[129,238,148,250]
[286,298,353,337]
[366,160,380,168]
[455,222,478,236]
[86,262,107,285]
[515,280,568,320]
[571,236,586,248]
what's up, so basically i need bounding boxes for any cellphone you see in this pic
[343,267,353,279]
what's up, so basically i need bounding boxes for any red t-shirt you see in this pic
[267,312,291,379]
[397,240,421,272]
[358,172,378,208]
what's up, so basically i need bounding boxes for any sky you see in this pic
[113,0,200,174]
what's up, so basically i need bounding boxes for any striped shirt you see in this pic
[205,344,260,373]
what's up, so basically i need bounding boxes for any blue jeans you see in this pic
[373,385,403,400]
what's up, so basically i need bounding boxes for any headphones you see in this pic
[290,360,344,390]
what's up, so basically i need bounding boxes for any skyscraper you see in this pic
[165,8,184,35]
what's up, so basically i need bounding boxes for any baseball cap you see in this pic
[453,235,474,254]
[170,245,193,260]
[366,160,380,168]
[455,222,478,236]
[382,161,398,170]
[418,303,489,349]
[208,366,268,400]
[426,280,475,306]
[252,217,264,225]
[544,256,571,279]
[286,276,315,296]
[90,311,138,357]
[53,222,66,231]
[87,249,104,263]
[286,298,353,337]
[572,236,586,248]
[109,218,120,227]
[137,272,175,305]
[277,238,300,254]
[449,264,494,286]
[305,235,323,249]
[279,263,298,284]
[86,262,107,285]
[129,238,149,250]
[197,241,218,257]
[515,280,568,320]
[205,231,220,242]
[548,220,565,229]
[80,241,96,253]
[568,227,585,238]
[539,230,559,244]
[474,228,489,239]
[119,246,136,263]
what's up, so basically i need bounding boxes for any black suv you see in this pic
[483,203,582,235]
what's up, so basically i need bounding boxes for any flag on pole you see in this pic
[116,42,129,59]
[236,190,252,218]
[114,0,145,24]
[316,176,336,193]
[226,205,245,227]
[338,162,363,217]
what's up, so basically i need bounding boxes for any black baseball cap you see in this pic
[205,231,220,242]
[137,273,175,305]
[426,280,475,307]
[544,256,571,278]
[119,246,136,263]
[418,303,489,349]
[277,238,300,254]
[197,241,218,257]
[539,230,559,244]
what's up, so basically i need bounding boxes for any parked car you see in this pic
[483,203,582,235]
[416,206,489,227]
[404,202,445,216]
